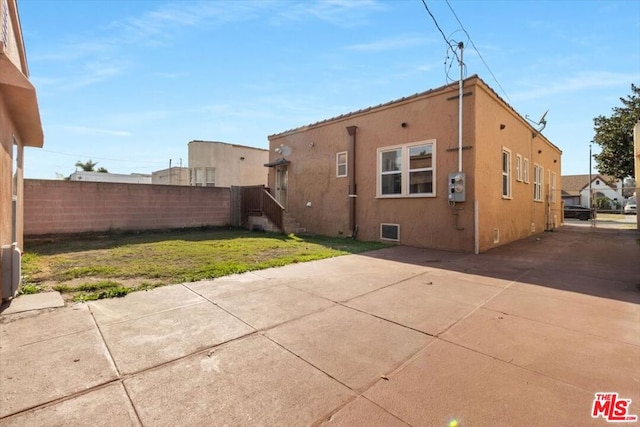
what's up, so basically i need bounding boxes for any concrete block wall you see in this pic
[23,180,231,236]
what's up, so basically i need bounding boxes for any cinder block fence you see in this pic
[23,180,232,237]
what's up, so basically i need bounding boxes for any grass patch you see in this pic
[18,283,42,295]
[23,229,388,301]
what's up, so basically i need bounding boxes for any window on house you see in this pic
[523,157,530,183]
[516,154,522,182]
[191,167,215,186]
[533,164,543,201]
[551,172,557,203]
[380,223,400,241]
[378,140,435,197]
[336,151,347,178]
[502,148,511,198]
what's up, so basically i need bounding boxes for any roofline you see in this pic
[188,140,268,152]
[268,75,561,155]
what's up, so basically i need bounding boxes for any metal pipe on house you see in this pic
[346,125,358,237]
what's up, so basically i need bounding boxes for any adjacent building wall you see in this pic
[23,180,230,236]
[69,171,152,184]
[188,140,268,187]
[1,0,44,299]
[152,167,189,185]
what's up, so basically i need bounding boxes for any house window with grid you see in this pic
[191,167,215,186]
[516,154,522,182]
[377,140,435,197]
[502,148,511,198]
[533,164,543,201]
[523,157,530,183]
[336,151,347,178]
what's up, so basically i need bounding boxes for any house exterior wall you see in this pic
[473,83,562,251]
[579,178,622,208]
[188,141,268,187]
[23,180,230,236]
[1,0,43,300]
[267,76,562,253]
[152,167,190,185]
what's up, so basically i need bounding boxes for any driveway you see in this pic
[1,225,639,426]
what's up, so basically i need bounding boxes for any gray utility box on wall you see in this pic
[1,243,22,301]
[448,172,466,202]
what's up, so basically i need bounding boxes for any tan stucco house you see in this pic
[188,140,268,187]
[1,0,43,300]
[266,76,562,253]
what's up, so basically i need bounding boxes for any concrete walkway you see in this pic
[1,225,639,426]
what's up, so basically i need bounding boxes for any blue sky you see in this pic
[18,0,640,179]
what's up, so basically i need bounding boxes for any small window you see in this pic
[516,154,522,182]
[336,152,347,177]
[502,148,511,198]
[551,172,557,203]
[523,158,530,183]
[408,144,433,195]
[380,223,400,241]
[533,164,543,201]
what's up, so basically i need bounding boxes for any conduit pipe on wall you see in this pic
[346,125,358,237]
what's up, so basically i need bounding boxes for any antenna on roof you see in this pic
[525,109,548,137]
[274,144,291,156]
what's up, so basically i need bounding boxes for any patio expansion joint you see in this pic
[435,335,596,395]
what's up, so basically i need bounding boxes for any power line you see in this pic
[444,0,512,103]
[420,0,460,62]
[38,148,169,165]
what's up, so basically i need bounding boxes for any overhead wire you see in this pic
[444,0,512,103]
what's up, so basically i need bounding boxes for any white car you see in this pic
[624,200,637,214]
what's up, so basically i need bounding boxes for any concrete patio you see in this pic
[1,225,639,426]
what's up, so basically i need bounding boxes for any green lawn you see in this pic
[22,229,388,302]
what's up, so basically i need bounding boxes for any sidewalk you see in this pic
[1,225,639,426]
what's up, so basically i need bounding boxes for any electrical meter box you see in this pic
[448,172,466,202]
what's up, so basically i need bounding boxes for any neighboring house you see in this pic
[0,0,44,300]
[69,171,152,184]
[266,75,562,253]
[561,174,623,208]
[152,167,190,185]
[188,140,268,187]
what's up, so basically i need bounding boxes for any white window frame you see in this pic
[336,151,347,178]
[533,164,543,202]
[516,154,522,182]
[377,140,436,198]
[523,157,530,183]
[502,148,512,199]
[551,171,557,203]
[380,223,400,241]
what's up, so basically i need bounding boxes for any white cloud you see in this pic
[344,35,430,52]
[62,126,132,137]
[511,71,639,102]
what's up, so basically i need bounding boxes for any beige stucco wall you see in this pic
[268,77,562,253]
[188,141,268,187]
[473,83,562,252]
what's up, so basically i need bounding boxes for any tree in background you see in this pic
[592,84,639,180]
[75,160,108,173]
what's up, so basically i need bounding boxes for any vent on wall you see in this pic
[492,228,500,244]
[380,223,400,242]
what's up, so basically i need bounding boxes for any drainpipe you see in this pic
[346,126,358,237]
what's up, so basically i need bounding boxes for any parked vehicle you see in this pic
[624,200,637,214]
[564,205,594,221]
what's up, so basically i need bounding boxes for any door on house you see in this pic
[275,165,288,210]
